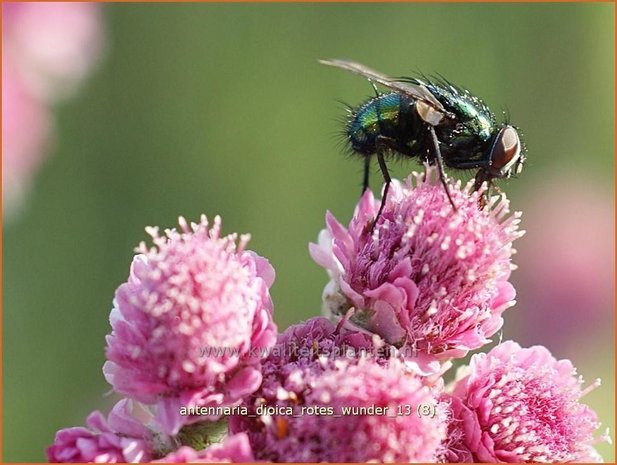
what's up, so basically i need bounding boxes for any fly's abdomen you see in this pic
[347,93,414,155]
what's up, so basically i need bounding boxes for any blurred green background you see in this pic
[3,3,614,462]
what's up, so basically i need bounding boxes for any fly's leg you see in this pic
[428,126,457,210]
[472,169,498,209]
[370,81,380,97]
[375,150,392,225]
[362,155,370,194]
[449,158,496,208]
[372,136,394,230]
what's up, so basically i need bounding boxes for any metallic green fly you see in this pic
[320,59,525,221]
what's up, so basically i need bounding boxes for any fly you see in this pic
[320,58,525,223]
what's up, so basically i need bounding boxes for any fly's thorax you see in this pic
[437,120,493,164]
[425,80,497,145]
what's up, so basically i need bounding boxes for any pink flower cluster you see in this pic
[3,3,104,216]
[49,215,277,462]
[310,169,522,371]
[47,400,156,463]
[231,318,448,462]
[48,167,609,462]
[443,341,608,463]
[103,215,277,436]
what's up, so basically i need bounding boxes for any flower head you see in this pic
[47,399,155,463]
[310,167,523,369]
[444,341,609,462]
[230,317,378,436]
[231,317,447,462]
[155,433,254,463]
[261,316,379,377]
[104,215,277,435]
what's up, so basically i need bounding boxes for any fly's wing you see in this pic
[319,58,449,125]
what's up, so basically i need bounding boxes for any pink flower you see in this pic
[512,175,614,353]
[46,399,156,463]
[230,317,378,438]
[3,2,104,101]
[2,62,51,215]
[258,316,379,376]
[310,167,523,369]
[232,318,447,462]
[104,215,277,435]
[445,341,609,462]
[2,2,104,215]
[155,433,254,463]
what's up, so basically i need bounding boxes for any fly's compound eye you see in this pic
[489,125,522,178]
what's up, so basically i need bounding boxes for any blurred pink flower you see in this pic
[104,215,277,436]
[512,175,614,352]
[2,63,51,214]
[310,167,523,370]
[232,317,447,462]
[2,2,104,215]
[155,433,254,463]
[3,2,104,101]
[445,341,608,463]
[46,399,155,463]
